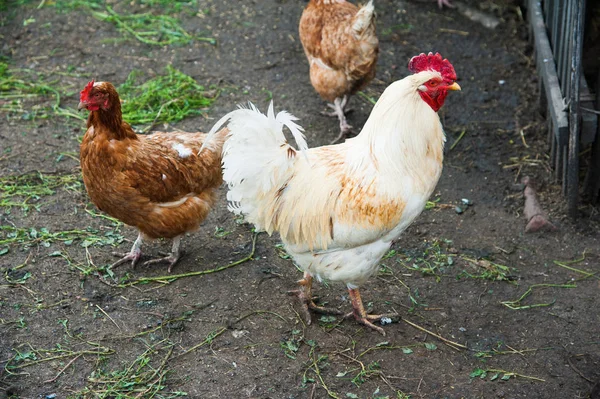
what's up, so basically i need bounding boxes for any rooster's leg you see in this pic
[330,96,353,144]
[143,235,182,272]
[289,272,343,324]
[347,288,399,336]
[111,233,143,269]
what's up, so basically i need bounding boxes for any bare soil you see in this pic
[1,1,600,398]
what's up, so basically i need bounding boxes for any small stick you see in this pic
[43,354,81,383]
[402,318,467,350]
[95,304,122,331]
[438,28,469,36]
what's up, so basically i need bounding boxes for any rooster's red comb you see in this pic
[80,80,95,102]
[408,53,456,81]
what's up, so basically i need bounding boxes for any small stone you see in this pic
[232,329,249,339]
[380,317,393,326]
[455,206,464,214]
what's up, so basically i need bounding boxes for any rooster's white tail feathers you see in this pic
[202,101,308,233]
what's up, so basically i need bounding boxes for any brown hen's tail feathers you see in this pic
[352,0,375,37]
[200,126,229,156]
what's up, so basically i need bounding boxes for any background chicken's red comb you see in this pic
[408,53,456,81]
[80,80,95,102]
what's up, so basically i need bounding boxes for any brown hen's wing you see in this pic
[123,131,224,204]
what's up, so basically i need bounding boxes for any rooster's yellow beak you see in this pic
[447,82,461,91]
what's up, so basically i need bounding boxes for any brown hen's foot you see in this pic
[289,273,343,324]
[143,236,182,273]
[347,288,399,336]
[110,233,143,269]
[143,254,180,273]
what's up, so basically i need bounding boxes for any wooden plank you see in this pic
[566,0,584,216]
[529,0,569,173]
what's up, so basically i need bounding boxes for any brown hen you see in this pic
[78,81,228,272]
[299,0,378,143]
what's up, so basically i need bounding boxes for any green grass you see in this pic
[0,62,63,120]
[50,0,214,46]
[458,257,517,283]
[90,5,214,46]
[72,341,186,399]
[2,60,219,130]
[117,66,218,130]
[0,171,83,214]
[0,225,124,255]
[396,239,455,281]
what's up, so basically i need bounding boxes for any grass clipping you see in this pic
[119,66,218,131]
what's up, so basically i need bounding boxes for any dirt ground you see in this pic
[1,0,600,398]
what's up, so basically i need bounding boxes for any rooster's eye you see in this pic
[428,80,439,87]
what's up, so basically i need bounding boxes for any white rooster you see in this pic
[202,53,460,334]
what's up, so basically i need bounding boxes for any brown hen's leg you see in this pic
[329,96,353,144]
[347,288,399,336]
[111,233,143,269]
[289,272,343,324]
[143,235,182,272]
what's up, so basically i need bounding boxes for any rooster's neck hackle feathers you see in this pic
[350,71,446,184]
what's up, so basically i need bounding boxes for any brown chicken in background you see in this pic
[78,80,228,272]
[299,0,378,143]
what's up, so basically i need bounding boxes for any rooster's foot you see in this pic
[438,0,454,8]
[288,290,344,324]
[347,288,399,336]
[344,311,400,336]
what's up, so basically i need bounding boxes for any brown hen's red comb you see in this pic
[408,53,456,81]
[80,80,95,102]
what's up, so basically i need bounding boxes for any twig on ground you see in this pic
[402,318,467,350]
[43,354,82,383]
[95,304,122,331]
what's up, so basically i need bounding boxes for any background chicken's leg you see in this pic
[328,96,352,143]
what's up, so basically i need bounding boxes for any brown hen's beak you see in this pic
[77,101,87,110]
[447,82,461,91]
